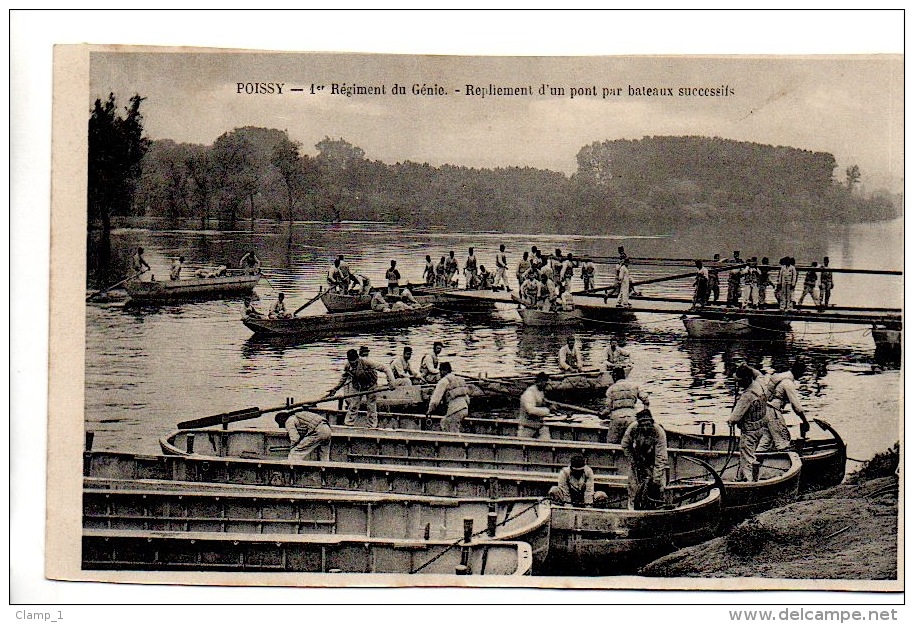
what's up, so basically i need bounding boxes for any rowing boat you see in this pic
[83,528,532,575]
[84,449,722,575]
[84,479,550,568]
[372,369,614,412]
[125,270,260,303]
[411,285,498,312]
[242,304,433,336]
[320,286,437,313]
[682,316,753,338]
[518,308,583,327]
[665,418,847,492]
[274,407,840,493]
[161,425,797,523]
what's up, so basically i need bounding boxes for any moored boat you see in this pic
[263,406,838,493]
[871,324,901,362]
[161,424,797,523]
[320,286,437,313]
[242,304,433,336]
[518,308,583,327]
[83,480,550,568]
[372,369,613,412]
[125,270,260,303]
[682,315,753,338]
[84,449,722,575]
[83,529,533,575]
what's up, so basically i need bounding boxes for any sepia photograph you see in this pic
[19,10,904,606]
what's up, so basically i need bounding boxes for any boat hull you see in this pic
[665,418,846,492]
[683,316,753,338]
[519,308,583,327]
[125,272,260,303]
[372,370,613,412]
[545,494,721,574]
[82,529,533,575]
[242,304,433,336]
[162,425,797,523]
[258,407,834,495]
[84,480,551,570]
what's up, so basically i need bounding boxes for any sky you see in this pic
[89,51,903,192]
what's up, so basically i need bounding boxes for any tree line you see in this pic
[89,93,899,239]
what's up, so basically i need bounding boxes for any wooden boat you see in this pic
[162,425,796,523]
[125,270,260,303]
[518,308,583,327]
[665,418,847,492]
[242,304,433,336]
[411,285,497,312]
[372,369,613,412]
[279,407,840,493]
[320,286,437,313]
[83,528,532,575]
[682,316,753,338]
[83,479,550,568]
[872,324,901,362]
[84,449,721,575]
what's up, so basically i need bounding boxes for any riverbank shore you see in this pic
[641,449,899,580]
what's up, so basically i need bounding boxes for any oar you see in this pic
[86,268,149,301]
[293,287,325,316]
[176,385,395,429]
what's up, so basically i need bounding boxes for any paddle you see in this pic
[176,385,394,429]
[86,268,149,301]
[293,287,325,316]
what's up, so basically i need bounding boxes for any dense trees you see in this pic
[107,114,899,233]
[88,93,151,233]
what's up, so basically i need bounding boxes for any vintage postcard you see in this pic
[46,44,903,591]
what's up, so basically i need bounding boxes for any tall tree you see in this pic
[87,93,151,233]
[846,164,862,191]
[271,136,304,222]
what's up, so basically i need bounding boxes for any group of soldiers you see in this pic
[692,251,835,311]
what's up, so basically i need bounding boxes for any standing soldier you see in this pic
[427,362,471,433]
[601,367,649,443]
[170,256,184,281]
[516,251,532,286]
[727,365,769,482]
[581,258,596,291]
[819,257,834,308]
[325,348,395,428]
[518,372,553,440]
[621,409,669,510]
[423,255,435,286]
[797,261,820,308]
[463,247,479,289]
[385,260,401,296]
[708,253,722,304]
[615,258,632,307]
[692,259,709,309]
[559,253,576,292]
[726,251,743,308]
[131,246,151,281]
[743,258,761,309]
[493,244,512,292]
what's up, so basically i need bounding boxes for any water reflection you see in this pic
[86,219,901,462]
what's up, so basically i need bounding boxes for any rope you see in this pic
[409,499,542,574]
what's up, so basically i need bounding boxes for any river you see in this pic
[85,218,902,470]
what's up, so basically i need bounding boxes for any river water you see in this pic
[85,218,902,470]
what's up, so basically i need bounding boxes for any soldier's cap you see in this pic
[636,409,653,422]
[433,341,444,348]
[535,372,549,383]
[570,455,586,470]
